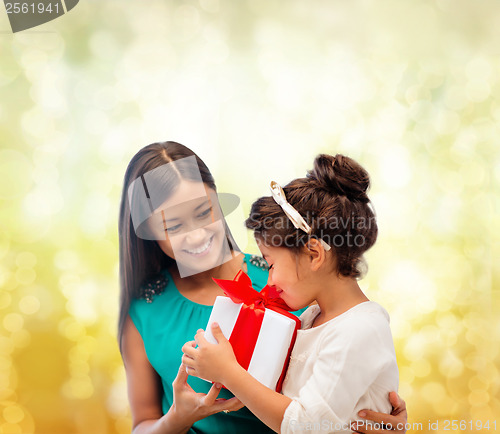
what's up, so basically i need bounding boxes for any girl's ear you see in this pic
[304,238,326,271]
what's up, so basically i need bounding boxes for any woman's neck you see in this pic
[169,251,245,289]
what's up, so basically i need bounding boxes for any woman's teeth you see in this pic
[184,236,213,255]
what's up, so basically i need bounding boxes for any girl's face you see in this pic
[148,181,229,276]
[258,242,317,311]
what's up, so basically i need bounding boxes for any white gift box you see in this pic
[204,295,298,391]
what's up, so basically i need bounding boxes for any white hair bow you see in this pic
[270,181,331,251]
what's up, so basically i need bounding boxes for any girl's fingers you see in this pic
[185,365,197,376]
[195,330,209,347]
[182,341,197,357]
[210,323,227,344]
[181,354,196,368]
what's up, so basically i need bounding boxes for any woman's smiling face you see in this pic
[148,181,229,276]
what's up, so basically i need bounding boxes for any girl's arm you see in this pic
[184,316,400,434]
[122,316,242,434]
[182,323,291,433]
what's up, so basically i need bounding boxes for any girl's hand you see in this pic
[181,323,238,384]
[170,362,243,427]
[351,392,408,434]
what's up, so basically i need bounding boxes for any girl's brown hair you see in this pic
[245,154,377,278]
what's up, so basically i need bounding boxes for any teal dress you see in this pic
[129,253,299,434]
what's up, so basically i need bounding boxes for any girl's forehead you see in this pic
[258,242,285,258]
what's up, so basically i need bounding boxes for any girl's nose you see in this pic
[267,273,275,288]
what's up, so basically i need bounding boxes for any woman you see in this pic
[118,141,407,433]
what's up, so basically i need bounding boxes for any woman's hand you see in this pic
[169,362,243,428]
[181,323,238,384]
[351,392,408,434]
[123,315,242,434]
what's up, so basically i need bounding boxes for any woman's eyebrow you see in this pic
[194,199,210,211]
[163,217,180,223]
[160,199,211,223]
[159,209,181,224]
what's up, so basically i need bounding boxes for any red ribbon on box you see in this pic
[213,270,301,392]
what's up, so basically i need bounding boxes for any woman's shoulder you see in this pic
[135,270,171,304]
[129,270,175,324]
[130,253,270,309]
[243,252,269,292]
[244,253,270,271]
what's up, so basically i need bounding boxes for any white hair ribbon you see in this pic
[270,181,331,251]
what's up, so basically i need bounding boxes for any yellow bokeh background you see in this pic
[1,1,499,433]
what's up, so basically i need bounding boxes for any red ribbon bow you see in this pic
[213,270,301,392]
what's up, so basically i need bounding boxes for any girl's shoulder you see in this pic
[327,302,393,350]
[299,302,391,337]
[296,302,395,362]
[342,301,390,325]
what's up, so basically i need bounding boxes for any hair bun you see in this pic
[308,154,370,201]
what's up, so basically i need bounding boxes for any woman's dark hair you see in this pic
[118,141,236,352]
[245,154,377,278]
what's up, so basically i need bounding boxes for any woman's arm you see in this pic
[122,316,242,434]
[182,323,290,432]
[122,315,186,433]
[351,392,408,434]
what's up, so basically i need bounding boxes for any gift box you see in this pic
[204,270,301,392]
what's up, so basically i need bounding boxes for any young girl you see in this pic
[182,153,400,433]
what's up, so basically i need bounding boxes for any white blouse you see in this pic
[280,302,399,434]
